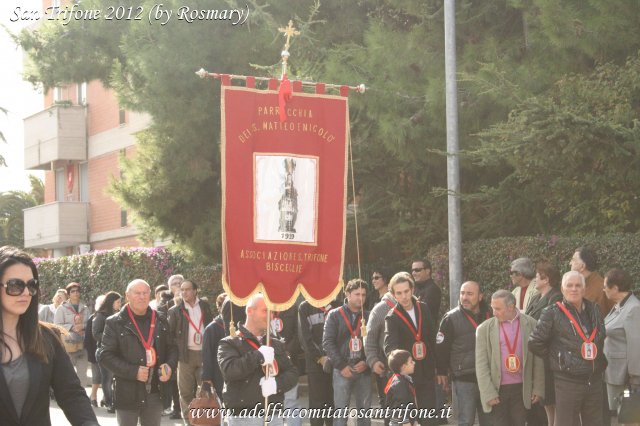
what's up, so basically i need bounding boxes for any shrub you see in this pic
[34,247,223,307]
[428,233,640,311]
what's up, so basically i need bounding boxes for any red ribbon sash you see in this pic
[126,306,156,351]
[181,308,204,334]
[500,318,520,357]
[384,374,417,404]
[338,307,362,338]
[555,302,598,344]
[462,310,490,329]
[236,330,262,350]
[393,303,423,342]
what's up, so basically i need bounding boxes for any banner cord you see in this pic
[348,130,362,281]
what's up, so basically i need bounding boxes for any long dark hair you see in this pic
[0,246,53,363]
[97,291,122,315]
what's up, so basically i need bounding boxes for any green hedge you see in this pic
[428,233,640,310]
[34,247,223,307]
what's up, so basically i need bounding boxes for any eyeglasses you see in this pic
[2,279,39,296]
[509,271,520,276]
[411,268,425,273]
[69,289,80,294]
[371,275,382,281]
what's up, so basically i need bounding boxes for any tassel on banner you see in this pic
[279,74,292,122]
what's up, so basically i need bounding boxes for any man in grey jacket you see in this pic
[323,279,371,426]
[365,287,396,411]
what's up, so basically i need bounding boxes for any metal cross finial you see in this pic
[278,20,300,52]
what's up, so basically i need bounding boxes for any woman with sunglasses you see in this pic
[0,245,99,426]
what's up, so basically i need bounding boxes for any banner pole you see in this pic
[197,69,366,94]
[264,304,271,426]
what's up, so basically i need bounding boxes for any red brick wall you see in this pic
[87,82,123,136]
[92,236,142,251]
[44,170,55,203]
[88,152,122,233]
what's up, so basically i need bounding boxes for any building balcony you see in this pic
[24,104,87,170]
[23,202,89,249]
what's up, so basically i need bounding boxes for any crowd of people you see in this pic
[0,244,638,426]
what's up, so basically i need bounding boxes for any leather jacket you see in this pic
[168,299,214,362]
[528,298,607,381]
[98,306,178,410]
[217,324,298,411]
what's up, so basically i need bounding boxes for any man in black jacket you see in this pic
[202,292,228,400]
[323,279,371,426]
[385,272,438,426]
[411,259,441,324]
[218,293,298,426]
[99,279,178,426]
[298,298,340,426]
[168,279,214,425]
[435,281,492,426]
[528,270,607,426]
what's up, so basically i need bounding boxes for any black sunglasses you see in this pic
[371,275,382,280]
[411,268,425,273]
[2,278,39,296]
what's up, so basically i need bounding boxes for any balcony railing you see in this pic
[23,202,89,249]
[24,104,87,170]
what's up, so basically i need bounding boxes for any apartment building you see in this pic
[22,80,152,257]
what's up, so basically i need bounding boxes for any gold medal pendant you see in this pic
[581,342,597,360]
[146,347,157,367]
[349,337,362,352]
[505,354,521,373]
[412,341,427,360]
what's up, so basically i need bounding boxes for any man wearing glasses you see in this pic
[168,279,213,425]
[411,259,441,326]
[54,282,91,387]
[509,258,538,312]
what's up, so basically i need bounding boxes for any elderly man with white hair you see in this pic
[528,270,607,426]
[99,279,178,426]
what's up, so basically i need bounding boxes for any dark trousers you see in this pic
[375,373,390,426]
[162,379,180,412]
[554,375,603,426]
[308,369,334,426]
[415,379,438,426]
[491,383,526,426]
[117,392,163,426]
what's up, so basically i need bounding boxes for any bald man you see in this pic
[435,281,493,426]
[217,294,298,426]
[99,279,178,426]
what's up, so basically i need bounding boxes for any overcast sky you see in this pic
[0,0,46,192]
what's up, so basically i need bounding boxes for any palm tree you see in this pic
[0,177,44,248]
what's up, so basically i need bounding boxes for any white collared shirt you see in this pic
[184,298,203,350]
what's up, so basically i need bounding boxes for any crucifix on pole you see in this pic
[278,20,300,77]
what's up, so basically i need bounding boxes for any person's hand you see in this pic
[259,376,277,397]
[158,363,172,382]
[531,394,541,404]
[436,375,449,392]
[258,346,274,365]
[136,366,149,382]
[340,366,353,378]
[488,397,500,406]
[353,361,368,373]
[72,324,83,333]
[317,356,328,367]
[372,361,385,376]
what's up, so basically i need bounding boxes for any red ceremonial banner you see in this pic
[221,83,349,310]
